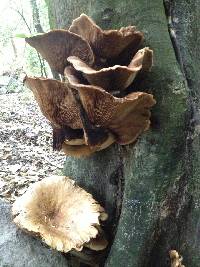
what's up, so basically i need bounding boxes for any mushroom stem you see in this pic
[71,88,109,147]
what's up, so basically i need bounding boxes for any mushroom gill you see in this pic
[24,75,115,155]
[65,66,156,145]
[12,176,108,253]
[69,13,144,59]
[67,47,153,91]
[25,30,94,74]
[24,76,82,129]
[24,76,85,150]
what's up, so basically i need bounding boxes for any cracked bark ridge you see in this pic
[162,1,200,267]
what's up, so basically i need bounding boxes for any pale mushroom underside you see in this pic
[12,176,108,253]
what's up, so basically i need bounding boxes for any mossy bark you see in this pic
[46,1,200,266]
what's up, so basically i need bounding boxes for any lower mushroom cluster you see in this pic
[24,14,156,157]
[169,250,185,267]
[12,176,108,253]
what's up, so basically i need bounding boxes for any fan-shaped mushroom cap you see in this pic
[69,14,143,59]
[84,226,108,251]
[62,132,115,157]
[12,176,108,253]
[25,30,94,74]
[25,76,115,153]
[65,67,156,144]
[67,47,153,91]
[24,76,82,129]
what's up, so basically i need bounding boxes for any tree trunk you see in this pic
[30,0,44,33]
[45,1,200,266]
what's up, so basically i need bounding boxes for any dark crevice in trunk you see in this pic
[163,0,188,85]
[163,0,195,168]
[102,151,125,266]
[163,1,185,78]
[163,0,199,127]
[105,147,125,247]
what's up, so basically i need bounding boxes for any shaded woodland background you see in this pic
[0,0,64,203]
[0,0,200,267]
[0,0,49,79]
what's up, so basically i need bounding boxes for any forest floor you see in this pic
[0,87,65,203]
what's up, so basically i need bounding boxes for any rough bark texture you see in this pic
[45,1,200,266]
[30,0,44,33]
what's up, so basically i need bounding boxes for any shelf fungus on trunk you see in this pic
[12,176,108,253]
[25,30,94,74]
[65,66,156,145]
[69,13,144,60]
[24,76,116,157]
[24,13,156,157]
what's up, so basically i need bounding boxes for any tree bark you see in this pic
[45,1,200,266]
[30,0,44,33]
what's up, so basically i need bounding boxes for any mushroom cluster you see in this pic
[12,176,108,252]
[24,14,156,157]
[169,250,185,267]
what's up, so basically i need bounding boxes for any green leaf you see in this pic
[15,33,44,38]
[15,33,32,38]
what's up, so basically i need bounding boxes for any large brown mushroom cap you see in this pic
[24,76,82,129]
[67,47,153,91]
[24,75,115,154]
[25,30,94,74]
[69,14,144,59]
[12,176,108,253]
[65,67,156,145]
